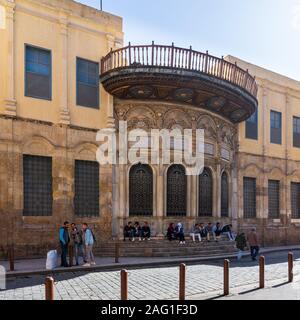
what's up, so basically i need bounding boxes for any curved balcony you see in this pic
[100,43,258,123]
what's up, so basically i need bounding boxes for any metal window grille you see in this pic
[129,164,153,216]
[243,177,256,218]
[291,182,300,219]
[167,165,187,217]
[74,160,99,217]
[199,167,213,217]
[23,155,52,216]
[268,180,280,219]
[221,172,229,217]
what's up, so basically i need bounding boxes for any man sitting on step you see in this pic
[123,221,134,241]
[141,222,151,241]
[190,223,201,242]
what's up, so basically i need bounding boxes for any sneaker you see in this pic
[91,262,96,266]
[139,238,142,242]
[147,238,151,241]
[179,241,183,244]
[83,263,91,267]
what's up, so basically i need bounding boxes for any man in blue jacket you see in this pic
[59,221,70,267]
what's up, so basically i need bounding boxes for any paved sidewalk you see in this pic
[1,245,300,278]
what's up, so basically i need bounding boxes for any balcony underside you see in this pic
[101,66,258,123]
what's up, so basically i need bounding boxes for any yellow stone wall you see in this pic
[226,55,300,161]
[0,0,123,128]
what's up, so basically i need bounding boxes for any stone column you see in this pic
[285,92,292,225]
[59,11,70,124]
[190,175,197,217]
[156,165,164,236]
[3,0,17,116]
[215,163,221,218]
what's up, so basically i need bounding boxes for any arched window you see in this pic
[221,172,229,217]
[167,165,187,216]
[199,167,213,216]
[129,164,153,216]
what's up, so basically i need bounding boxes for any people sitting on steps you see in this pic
[167,223,176,241]
[141,222,151,241]
[123,221,152,241]
[222,224,235,241]
[175,223,186,245]
[205,222,216,242]
[123,221,134,241]
[212,222,223,242]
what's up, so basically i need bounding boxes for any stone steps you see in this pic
[94,239,237,257]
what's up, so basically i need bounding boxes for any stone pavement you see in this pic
[0,250,300,300]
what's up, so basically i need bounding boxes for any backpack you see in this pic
[90,229,97,243]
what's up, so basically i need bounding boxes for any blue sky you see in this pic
[78,0,300,81]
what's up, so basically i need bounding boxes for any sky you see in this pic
[78,0,300,81]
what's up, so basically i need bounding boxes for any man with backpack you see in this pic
[82,223,96,267]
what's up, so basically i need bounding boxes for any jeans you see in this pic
[190,233,201,242]
[237,250,244,260]
[250,246,259,260]
[74,243,83,265]
[60,241,68,267]
[85,245,95,264]
[124,230,134,240]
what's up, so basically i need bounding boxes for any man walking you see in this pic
[59,221,70,267]
[247,227,260,261]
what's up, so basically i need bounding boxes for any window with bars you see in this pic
[74,160,99,217]
[129,164,153,216]
[221,172,229,217]
[25,45,51,100]
[291,182,300,219]
[245,111,258,140]
[268,180,280,219]
[167,165,187,216]
[23,155,52,216]
[76,57,99,109]
[270,110,282,145]
[243,177,256,218]
[293,117,300,148]
[199,167,213,217]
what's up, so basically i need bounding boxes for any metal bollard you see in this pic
[179,263,186,300]
[259,256,265,289]
[121,269,128,300]
[115,242,120,264]
[288,252,294,283]
[8,244,15,272]
[45,276,54,300]
[224,259,230,296]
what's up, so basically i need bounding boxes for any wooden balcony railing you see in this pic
[101,42,258,98]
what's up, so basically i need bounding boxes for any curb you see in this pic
[4,246,300,279]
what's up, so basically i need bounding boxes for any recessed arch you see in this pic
[198,167,213,217]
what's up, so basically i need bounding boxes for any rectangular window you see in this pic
[23,155,52,216]
[76,58,99,109]
[74,160,99,217]
[243,177,256,218]
[25,45,51,100]
[293,116,300,148]
[268,180,280,219]
[245,111,258,140]
[291,182,300,219]
[270,110,282,145]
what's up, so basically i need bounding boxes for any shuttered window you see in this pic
[243,177,256,218]
[74,160,99,217]
[246,111,258,140]
[270,111,282,145]
[25,45,51,100]
[23,155,52,216]
[268,180,280,219]
[76,58,99,109]
[293,117,300,148]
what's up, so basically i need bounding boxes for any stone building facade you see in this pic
[1,0,300,258]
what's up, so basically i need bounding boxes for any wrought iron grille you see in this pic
[167,165,187,216]
[268,180,280,219]
[74,160,99,217]
[129,164,153,216]
[23,155,52,216]
[243,177,256,218]
[221,172,229,217]
[291,182,300,219]
[199,167,213,216]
